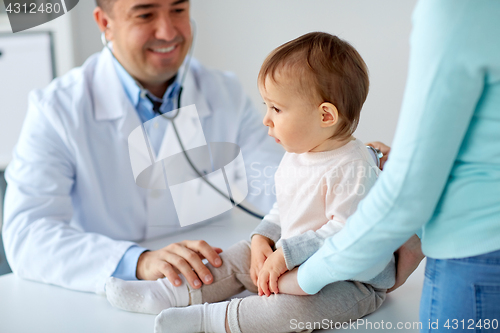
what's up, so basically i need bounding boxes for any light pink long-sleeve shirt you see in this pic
[253,138,380,270]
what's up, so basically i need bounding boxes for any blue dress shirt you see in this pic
[111,57,181,280]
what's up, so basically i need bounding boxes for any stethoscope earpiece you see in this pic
[101,32,108,48]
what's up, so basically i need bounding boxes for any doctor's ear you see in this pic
[93,6,113,37]
[318,102,339,127]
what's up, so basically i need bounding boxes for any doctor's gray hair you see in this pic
[258,32,369,140]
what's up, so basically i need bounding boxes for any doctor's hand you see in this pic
[250,235,275,286]
[366,141,391,170]
[257,247,288,297]
[136,240,223,289]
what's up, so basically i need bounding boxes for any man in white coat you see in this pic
[2,0,281,294]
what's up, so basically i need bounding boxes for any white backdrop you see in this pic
[66,0,418,145]
[0,8,75,169]
[190,0,417,145]
[0,33,54,169]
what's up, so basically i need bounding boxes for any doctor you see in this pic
[2,0,281,294]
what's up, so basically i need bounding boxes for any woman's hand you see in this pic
[277,268,309,296]
[388,234,425,293]
[250,235,275,286]
[366,141,391,170]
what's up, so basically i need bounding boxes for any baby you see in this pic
[106,32,395,333]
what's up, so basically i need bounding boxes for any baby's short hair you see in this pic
[258,32,369,139]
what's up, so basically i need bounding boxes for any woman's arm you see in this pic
[297,0,489,294]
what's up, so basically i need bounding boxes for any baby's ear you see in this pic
[319,102,339,127]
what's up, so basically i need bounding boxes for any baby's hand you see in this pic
[257,247,288,296]
[250,235,274,286]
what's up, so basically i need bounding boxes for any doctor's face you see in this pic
[103,0,192,88]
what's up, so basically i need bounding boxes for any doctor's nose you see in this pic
[155,14,178,42]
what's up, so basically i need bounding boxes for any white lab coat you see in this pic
[2,47,282,293]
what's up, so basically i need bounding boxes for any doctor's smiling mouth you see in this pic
[95,0,192,96]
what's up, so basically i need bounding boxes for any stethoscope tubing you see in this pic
[169,90,266,219]
[102,22,383,222]
[147,21,266,220]
[102,21,267,220]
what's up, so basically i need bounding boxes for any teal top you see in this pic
[298,0,500,294]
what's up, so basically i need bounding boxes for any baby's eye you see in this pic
[272,106,281,113]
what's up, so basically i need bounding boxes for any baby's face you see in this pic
[259,74,329,154]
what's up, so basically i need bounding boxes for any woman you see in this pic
[287,0,500,327]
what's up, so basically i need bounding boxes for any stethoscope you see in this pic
[101,22,384,222]
[101,20,267,220]
[367,146,384,168]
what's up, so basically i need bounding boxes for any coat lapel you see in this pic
[92,47,151,173]
[91,48,213,191]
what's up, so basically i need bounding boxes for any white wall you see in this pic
[0,12,75,77]
[0,11,75,169]
[46,0,418,145]
[70,0,103,67]
[190,0,417,145]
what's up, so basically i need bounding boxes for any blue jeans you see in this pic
[420,249,500,332]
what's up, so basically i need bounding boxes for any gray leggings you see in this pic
[189,240,389,333]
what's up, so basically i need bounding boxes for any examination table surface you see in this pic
[0,209,424,333]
